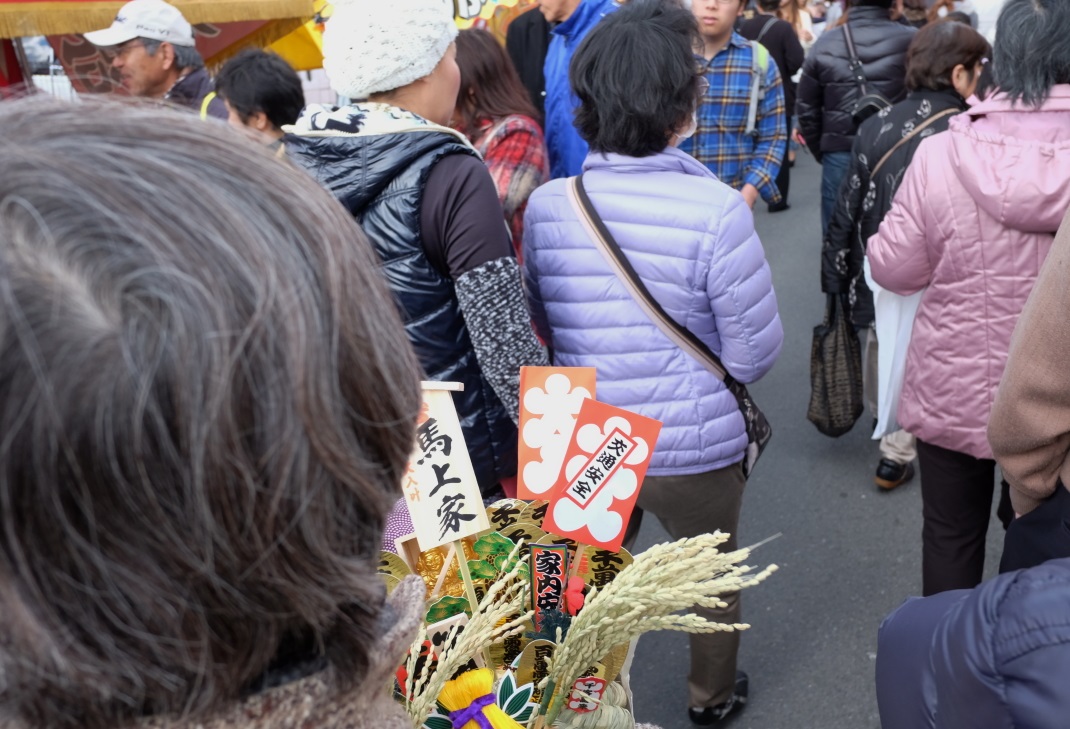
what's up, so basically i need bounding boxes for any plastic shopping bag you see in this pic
[864,259,923,439]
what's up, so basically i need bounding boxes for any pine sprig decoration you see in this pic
[404,539,534,727]
[537,532,777,725]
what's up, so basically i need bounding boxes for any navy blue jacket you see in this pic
[877,558,1070,728]
[286,129,517,493]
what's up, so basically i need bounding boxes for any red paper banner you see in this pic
[541,399,661,552]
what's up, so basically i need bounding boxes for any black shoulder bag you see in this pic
[842,22,892,126]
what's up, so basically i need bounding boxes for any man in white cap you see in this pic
[85,0,226,119]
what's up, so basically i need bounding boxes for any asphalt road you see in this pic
[627,152,1005,729]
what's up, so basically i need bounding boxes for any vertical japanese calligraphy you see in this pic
[541,399,662,552]
[529,544,569,629]
[403,386,489,552]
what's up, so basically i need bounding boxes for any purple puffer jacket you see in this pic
[522,148,783,475]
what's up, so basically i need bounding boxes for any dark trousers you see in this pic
[622,463,746,708]
[917,439,998,596]
[773,113,792,205]
[819,151,851,235]
[1001,482,1070,573]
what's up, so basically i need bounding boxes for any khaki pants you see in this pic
[624,463,745,708]
[864,326,917,464]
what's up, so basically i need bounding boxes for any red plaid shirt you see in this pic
[470,114,550,261]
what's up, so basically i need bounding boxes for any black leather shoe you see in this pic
[688,671,749,725]
[875,459,915,490]
[767,201,791,213]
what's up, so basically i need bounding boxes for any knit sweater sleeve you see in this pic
[456,257,549,424]
[988,208,1070,515]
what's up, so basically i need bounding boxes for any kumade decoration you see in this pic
[517,366,596,500]
[541,399,661,552]
[403,385,490,552]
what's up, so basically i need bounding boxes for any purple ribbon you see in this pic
[449,693,495,729]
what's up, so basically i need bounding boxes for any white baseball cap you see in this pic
[84,0,195,48]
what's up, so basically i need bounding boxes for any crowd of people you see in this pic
[2,0,1070,727]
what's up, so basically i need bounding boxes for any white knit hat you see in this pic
[323,0,458,100]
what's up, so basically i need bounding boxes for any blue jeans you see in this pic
[820,151,851,236]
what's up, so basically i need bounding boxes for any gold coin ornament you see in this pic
[535,533,580,558]
[379,551,414,580]
[515,638,557,705]
[486,499,527,533]
[380,573,402,596]
[519,500,549,529]
[497,521,547,559]
[579,547,634,589]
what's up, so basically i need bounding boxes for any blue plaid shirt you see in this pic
[679,33,787,204]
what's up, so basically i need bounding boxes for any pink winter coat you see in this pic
[867,86,1070,459]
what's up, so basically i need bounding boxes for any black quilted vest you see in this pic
[288,129,517,493]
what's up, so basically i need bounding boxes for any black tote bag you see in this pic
[807,294,864,437]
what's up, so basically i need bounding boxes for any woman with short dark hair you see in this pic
[868,0,1070,596]
[453,28,549,258]
[523,1,783,723]
[822,19,989,492]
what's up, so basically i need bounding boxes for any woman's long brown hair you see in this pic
[454,28,541,137]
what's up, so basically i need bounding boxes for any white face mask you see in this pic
[676,112,698,141]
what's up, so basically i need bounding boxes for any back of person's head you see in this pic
[216,48,306,130]
[856,0,895,8]
[757,0,781,12]
[944,10,974,26]
[0,96,423,728]
[906,19,989,92]
[322,0,457,100]
[988,0,1070,107]
[570,0,700,157]
[455,28,540,131]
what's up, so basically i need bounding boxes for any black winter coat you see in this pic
[796,6,915,159]
[738,14,805,115]
[506,7,551,120]
[286,130,518,493]
[821,88,966,327]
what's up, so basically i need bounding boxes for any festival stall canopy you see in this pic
[0,0,314,38]
[269,0,541,74]
[0,0,314,93]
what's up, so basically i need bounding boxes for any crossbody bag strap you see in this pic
[841,23,868,96]
[565,175,733,385]
[870,108,958,178]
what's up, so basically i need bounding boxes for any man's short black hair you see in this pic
[215,49,305,131]
[856,0,895,8]
[757,0,781,12]
[569,0,701,157]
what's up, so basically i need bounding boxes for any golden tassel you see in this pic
[438,669,525,729]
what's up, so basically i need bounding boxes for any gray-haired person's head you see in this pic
[0,96,423,727]
[988,0,1070,107]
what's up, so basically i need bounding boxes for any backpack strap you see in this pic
[745,41,770,136]
[756,16,777,43]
